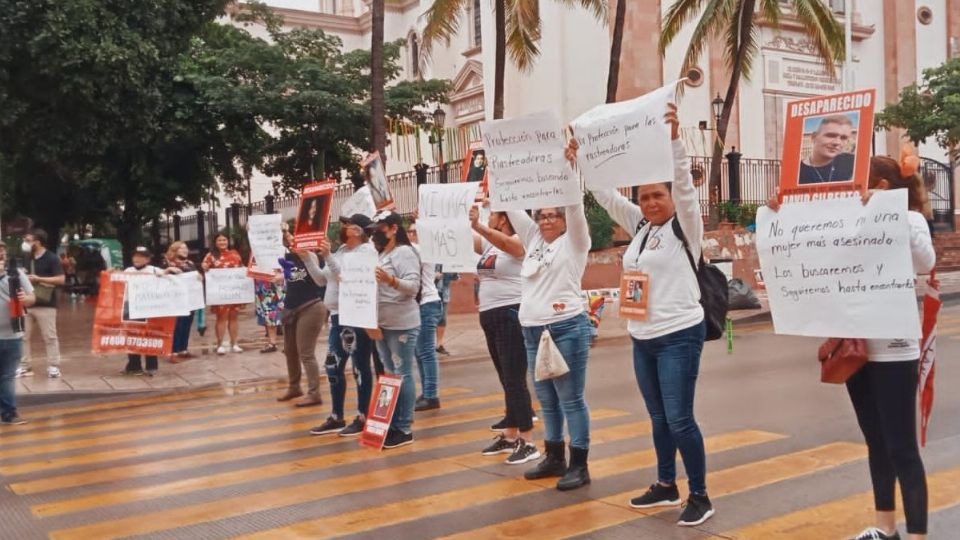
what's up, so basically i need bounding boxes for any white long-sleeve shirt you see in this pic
[321,242,376,314]
[867,210,936,362]
[507,203,591,326]
[592,139,704,340]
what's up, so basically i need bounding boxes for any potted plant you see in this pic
[737,203,759,229]
[716,201,740,230]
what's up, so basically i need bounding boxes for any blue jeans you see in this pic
[326,314,374,420]
[632,320,707,495]
[415,301,442,399]
[376,327,421,434]
[522,312,592,449]
[0,339,22,420]
[173,312,194,354]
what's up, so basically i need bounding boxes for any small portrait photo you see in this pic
[464,148,488,184]
[798,112,859,185]
[627,279,645,304]
[295,194,331,236]
[362,152,394,210]
[372,386,395,420]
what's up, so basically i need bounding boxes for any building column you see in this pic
[610,0,663,101]
[882,0,917,154]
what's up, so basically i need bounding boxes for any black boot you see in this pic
[523,440,567,480]
[556,446,590,491]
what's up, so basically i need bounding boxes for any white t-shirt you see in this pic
[507,203,591,327]
[477,238,523,312]
[867,210,936,362]
[592,140,704,340]
[411,244,441,305]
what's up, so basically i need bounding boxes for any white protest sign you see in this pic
[247,214,285,271]
[570,82,677,190]
[441,252,482,273]
[338,250,379,329]
[340,185,377,219]
[416,183,479,269]
[756,189,920,339]
[481,111,581,211]
[172,271,205,312]
[126,275,190,319]
[205,267,255,306]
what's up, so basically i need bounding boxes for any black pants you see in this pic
[846,360,927,534]
[479,304,534,432]
[126,355,158,372]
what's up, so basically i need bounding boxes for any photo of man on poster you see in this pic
[798,113,858,185]
[465,149,487,183]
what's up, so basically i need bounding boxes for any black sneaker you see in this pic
[436,345,450,356]
[1,415,28,425]
[481,434,517,455]
[382,429,414,449]
[629,483,682,509]
[505,439,541,465]
[338,416,365,437]
[490,417,508,431]
[309,417,346,435]
[677,493,715,527]
[415,396,440,411]
[850,527,901,540]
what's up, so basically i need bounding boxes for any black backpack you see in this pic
[636,217,729,341]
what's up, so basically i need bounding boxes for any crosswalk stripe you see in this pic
[1,392,502,477]
[438,441,864,540]
[35,415,643,518]
[45,412,637,539]
[225,430,783,540]
[727,465,960,539]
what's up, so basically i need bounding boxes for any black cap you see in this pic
[340,213,374,230]
[369,210,402,230]
[133,246,152,257]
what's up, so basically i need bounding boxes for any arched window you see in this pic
[472,0,482,48]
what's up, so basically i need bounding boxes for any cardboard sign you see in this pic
[293,181,335,250]
[360,374,403,450]
[172,271,205,311]
[362,152,395,211]
[618,272,649,320]
[756,189,920,339]
[205,267,255,306]
[417,183,480,270]
[461,143,489,199]
[480,111,581,211]
[778,89,876,198]
[571,82,677,190]
[92,272,176,356]
[247,214,285,272]
[339,185,377,219]
[126,274,191,319]
[338,250,379,329]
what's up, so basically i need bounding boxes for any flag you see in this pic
[918,270,940,447]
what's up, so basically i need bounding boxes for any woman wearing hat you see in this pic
[124,246,181,376]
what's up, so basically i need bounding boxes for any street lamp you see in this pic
[433,106,447,183]
[711,93,724,127]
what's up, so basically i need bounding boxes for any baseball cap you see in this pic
[368,210,403,230]
[133,246,152,257]
[340,213,374,230]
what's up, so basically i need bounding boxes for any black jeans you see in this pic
[847,360,927,534]
[126,354,158,372]
[479,304,534,432]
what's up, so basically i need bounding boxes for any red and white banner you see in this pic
[91,272,175,357]
[918,271,940,447]
[360,374,402,450]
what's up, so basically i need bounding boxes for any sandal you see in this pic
[260,344,278,354]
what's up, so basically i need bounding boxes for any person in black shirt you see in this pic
[798,115,856,185]
[18,229,65,379]
[414,160,429,186]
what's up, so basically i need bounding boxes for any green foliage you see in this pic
[876,57,960,160]
[736,203,758,228]
[584,192,615,251]
[716,200,739,223]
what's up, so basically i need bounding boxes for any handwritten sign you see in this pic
[756,189,920,338]
[340,185,376,219]
[416,183,479,270]
[480,111,581,211]
[338,250,379,329]
[205,267,255,306]
[126,275,191,319]
[247,214,284,271]
[172,271,205,312]
[570,82,676,190]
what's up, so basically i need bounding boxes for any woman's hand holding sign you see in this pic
[375,266,399,289]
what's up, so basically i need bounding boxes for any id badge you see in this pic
[618,272,649,321]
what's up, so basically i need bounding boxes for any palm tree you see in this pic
[421,0,607,120]
[371,0,387,162]
[660,0,844,213]
[606,0,626,103]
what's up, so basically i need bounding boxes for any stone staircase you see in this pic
[934,231,960,271]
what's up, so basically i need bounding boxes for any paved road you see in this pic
[2,308,959,539]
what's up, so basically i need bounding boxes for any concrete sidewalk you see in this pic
[16,269,960,398]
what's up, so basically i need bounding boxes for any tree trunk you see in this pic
[606,0,627,104]
[493,0,506,119]
[708,0,755,226]
[370,0,387,162]
[117,197,143,267]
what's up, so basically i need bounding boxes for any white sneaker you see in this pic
[231,344,243,353]
[216,345,227,355]
[15,367,34,378]
[47,367,61,378]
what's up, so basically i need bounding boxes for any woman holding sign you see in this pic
[769,155,935,540]
[163,241,198,362]
[505,199,592,491]
[570,104,715,526]
[201,234,245,356]
[368,211,421,449]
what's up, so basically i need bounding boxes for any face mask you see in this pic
[21,241,32,253]
[371,230,389,252]
[134,264,147,270]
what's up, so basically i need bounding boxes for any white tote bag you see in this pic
[534,329,570,381]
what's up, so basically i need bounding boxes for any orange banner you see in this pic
[293,181,336,250]
[91,272,176,357]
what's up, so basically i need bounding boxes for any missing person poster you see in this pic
[618,272,649,320]
[461,143,488,199]
[360,374,403,450]
[362,151,395,211]
[92,272,176,356]
[293,181,335,250]
[778,89,876,198]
